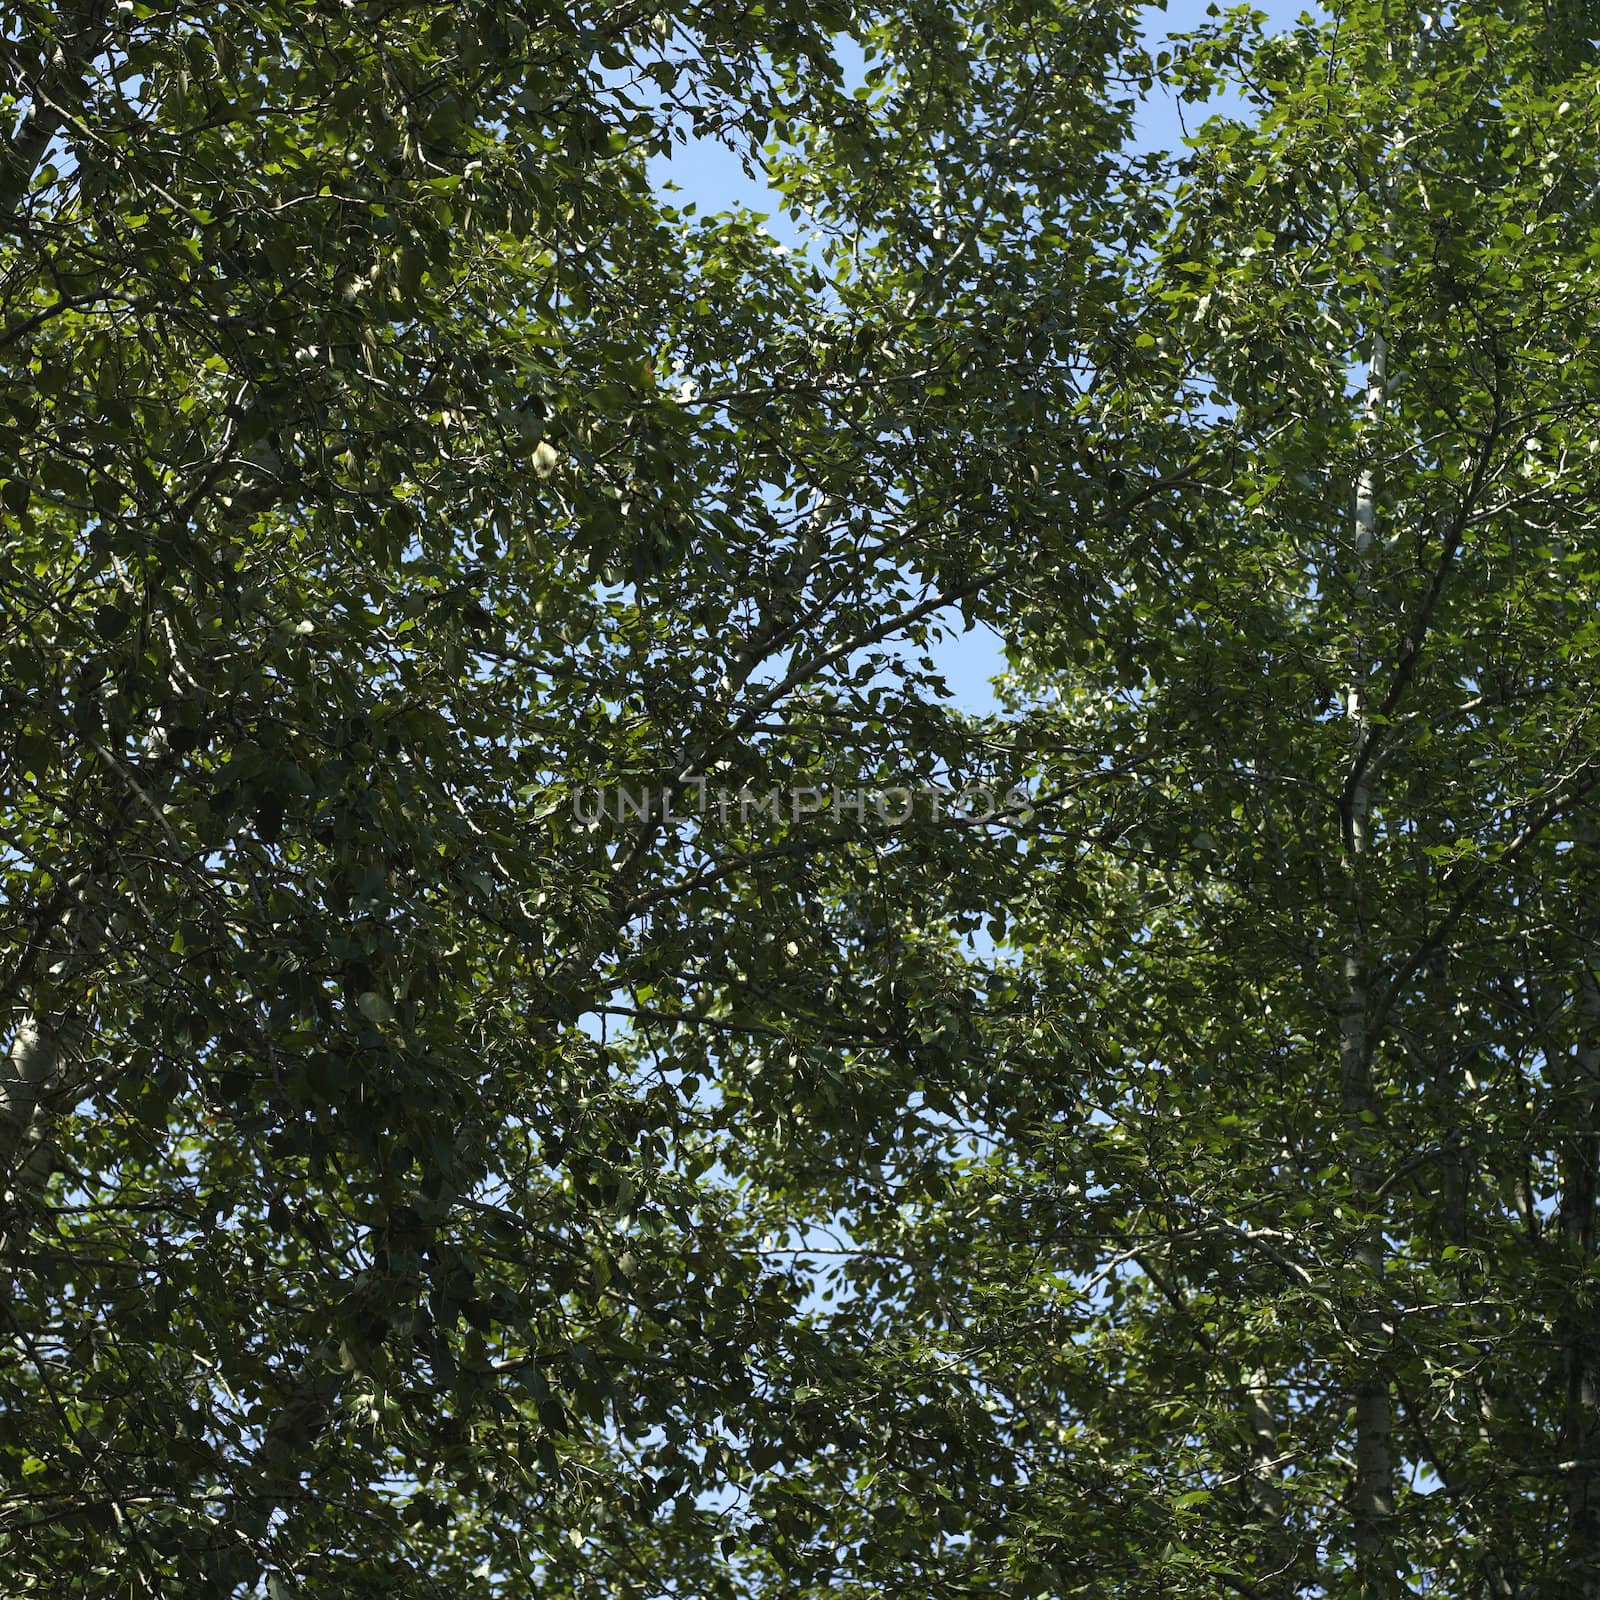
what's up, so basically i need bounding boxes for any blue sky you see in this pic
[646,0,1317,713]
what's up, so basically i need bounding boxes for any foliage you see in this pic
[725,5,1600,1598]
[7,1,1600,1598]
[0,0,1147,1593]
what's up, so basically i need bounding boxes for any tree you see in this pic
[0,0,1159,1594]
[17,0,1600,1596]
[714,3,1600,1597]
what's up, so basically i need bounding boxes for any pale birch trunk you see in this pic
[1,3,116,1246]
[1,724,181,1256]
[1243,1363,1291,1575]
[1341,321,1395,1596]
[1,876,102,1258]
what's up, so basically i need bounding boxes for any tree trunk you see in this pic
[1,875,101,1257]
[1341,322,1396,1597]
[1561,926,1600,1594]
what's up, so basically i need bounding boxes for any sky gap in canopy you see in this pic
[642,0,1322,715]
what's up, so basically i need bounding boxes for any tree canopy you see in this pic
[4,2,1600,1598]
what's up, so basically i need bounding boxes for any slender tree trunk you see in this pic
[1243,1366,1283,1524]
[1340,322,1396,1597]
[2,733,178,1258]
[1560,924,1600,1594]
[1243,1361,1300,1589]
[1,876,101,1258]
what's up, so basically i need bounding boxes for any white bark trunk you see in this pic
[1244,1365,1283,1523]
[1342,324,1395,1596]
[3,736,176,1251]
[1,874,100,1244]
